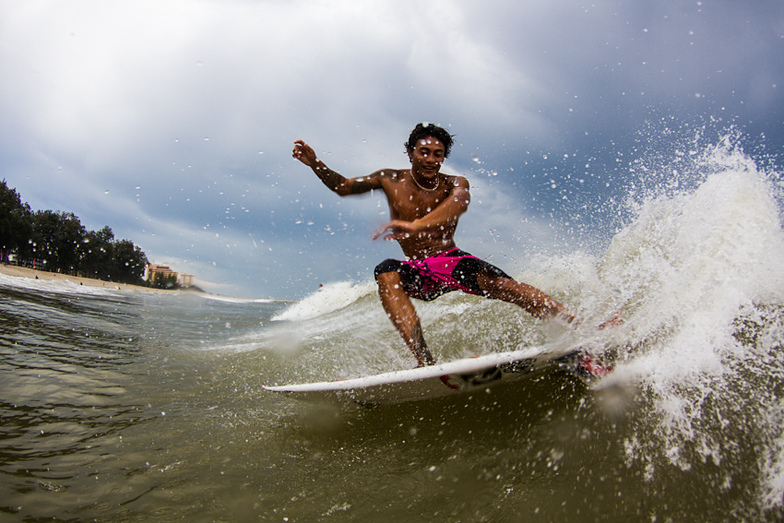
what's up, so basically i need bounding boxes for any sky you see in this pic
[1,0,782,299]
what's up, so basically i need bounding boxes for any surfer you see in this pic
[293,123,580,367]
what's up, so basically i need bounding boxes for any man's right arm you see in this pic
[292,140,383,196]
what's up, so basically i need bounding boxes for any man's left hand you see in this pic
[372,220,415,241]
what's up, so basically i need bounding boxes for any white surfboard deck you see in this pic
[263,346,608,405]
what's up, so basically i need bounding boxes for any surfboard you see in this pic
[263,347,611,406]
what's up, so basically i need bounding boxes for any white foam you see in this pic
[272,281,375,321]
[196,292,275,304]
[595,135,784,505]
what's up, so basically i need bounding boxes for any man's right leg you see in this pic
[376,271,435,367]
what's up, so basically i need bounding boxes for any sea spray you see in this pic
[598,133,784,517]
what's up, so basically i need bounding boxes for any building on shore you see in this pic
[145,264,195,288]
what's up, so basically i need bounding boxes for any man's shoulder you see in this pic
[350,169,402,190]
[444,173,469,188]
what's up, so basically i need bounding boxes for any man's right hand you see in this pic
[292,140,317,168]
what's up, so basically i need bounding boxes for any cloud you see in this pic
[1,0,782,298]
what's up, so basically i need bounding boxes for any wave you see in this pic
[196,292,277,304]
[598,133,784,510]
[272,281,376,321]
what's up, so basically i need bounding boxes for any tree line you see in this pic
[0,179,150,286]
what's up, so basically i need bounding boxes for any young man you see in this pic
[293,123,577,367]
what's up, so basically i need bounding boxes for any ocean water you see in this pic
[2,137,784,521]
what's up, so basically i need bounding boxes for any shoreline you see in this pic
[0,264,292,302]
[0,264,174,294]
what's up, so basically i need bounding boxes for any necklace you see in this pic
[410,169,439,192]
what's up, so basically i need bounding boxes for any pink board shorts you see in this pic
[374,248,511,301]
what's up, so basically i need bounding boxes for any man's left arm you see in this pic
[373,177,471,240]
[411,176,470,233]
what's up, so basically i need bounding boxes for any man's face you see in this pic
[409,137,445,179]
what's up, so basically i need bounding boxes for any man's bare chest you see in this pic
[388,190,449,220]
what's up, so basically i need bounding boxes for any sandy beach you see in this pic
[0,264,173,293]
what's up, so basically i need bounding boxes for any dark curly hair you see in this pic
[405,123,454,158]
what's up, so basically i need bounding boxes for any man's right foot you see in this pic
[598,311,624,330]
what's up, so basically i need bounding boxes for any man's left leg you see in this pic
[475,272,576,322]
